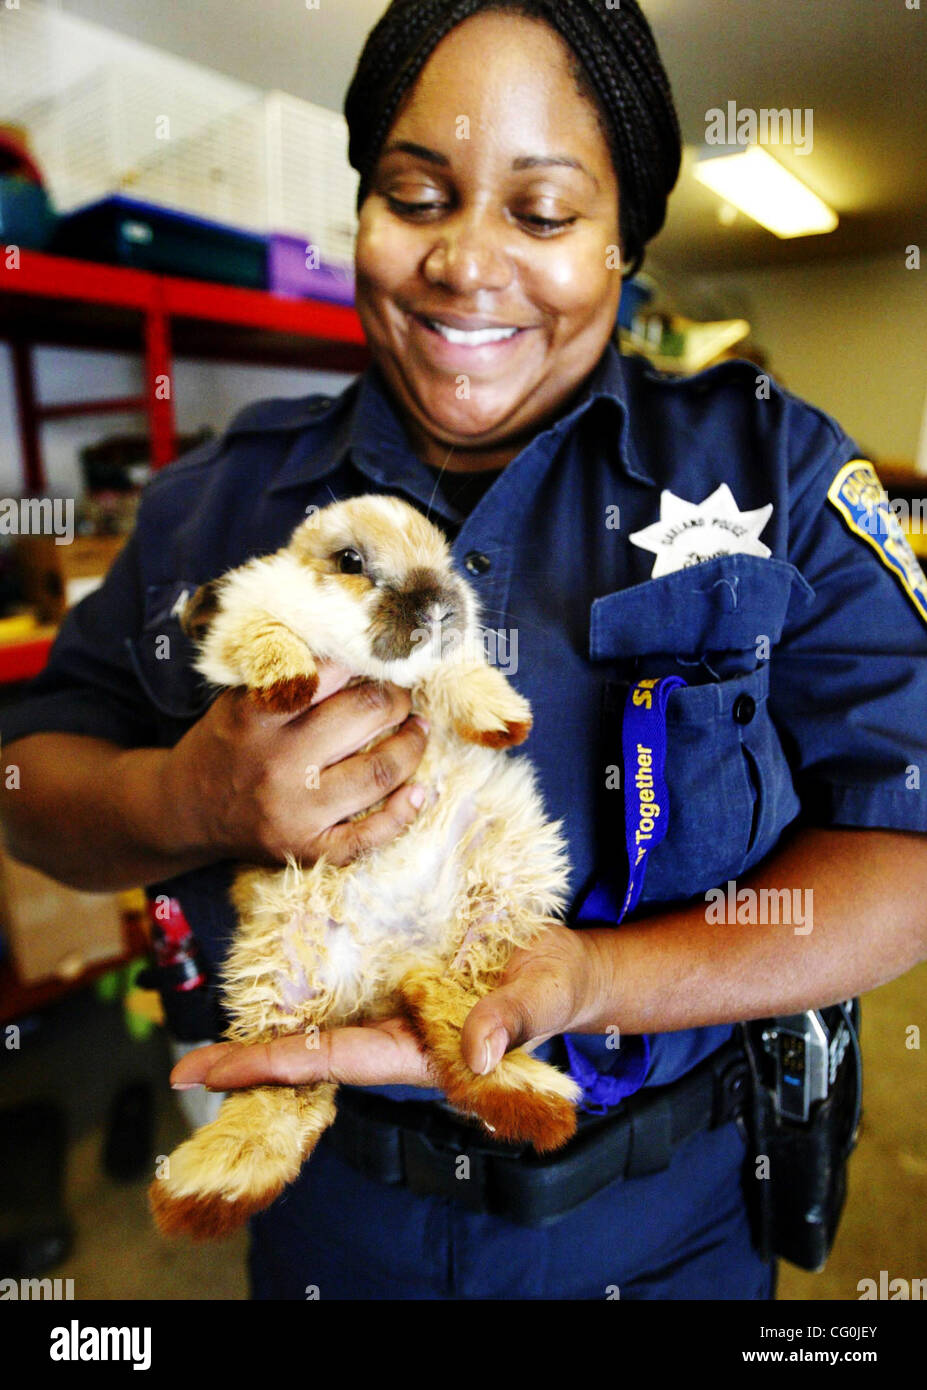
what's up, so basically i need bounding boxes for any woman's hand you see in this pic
[171,1017,441,1091]
[161,660,431,868]
[460,921,609,1072]
[169,923,608,1092]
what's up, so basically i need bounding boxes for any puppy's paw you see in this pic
[230,622,319,714]
[148,1176,283,1242]
[463,1081,577,1153]
[458,716,532,749]
[452,669,533,749]
[248,670,319,714]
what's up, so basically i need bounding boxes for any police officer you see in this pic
[3,0,926,1300]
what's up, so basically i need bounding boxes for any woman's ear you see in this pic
[179,580,221,643]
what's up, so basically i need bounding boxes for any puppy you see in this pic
[149,494,580,1240]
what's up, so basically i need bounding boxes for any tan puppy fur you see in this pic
[149,495,581,1241]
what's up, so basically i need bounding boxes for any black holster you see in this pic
[739,1005,862,1272]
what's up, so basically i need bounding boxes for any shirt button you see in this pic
[464,551,491,575]
[733,694,756,725]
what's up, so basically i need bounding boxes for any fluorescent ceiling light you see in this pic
[694,145,838,239]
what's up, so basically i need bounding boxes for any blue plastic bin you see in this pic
[51,195,267,288]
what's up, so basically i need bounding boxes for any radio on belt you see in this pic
[762,1005,854,1124]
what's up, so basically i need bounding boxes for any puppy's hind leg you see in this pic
[397,967,580,1153]
[149,1080,337,1241]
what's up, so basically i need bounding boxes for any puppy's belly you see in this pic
[272,780,483,1018]
[233,737,565,1035]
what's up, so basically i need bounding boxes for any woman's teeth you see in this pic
[420,316,520,346]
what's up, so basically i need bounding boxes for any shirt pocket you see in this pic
[589,554,814,903]
[125,580,215,734]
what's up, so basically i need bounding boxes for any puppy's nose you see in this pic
[422,600,452,627]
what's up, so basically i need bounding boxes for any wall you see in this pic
[652,251,927,469]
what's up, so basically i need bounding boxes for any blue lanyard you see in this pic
[575,674,686,926]
[565,675,687,1111]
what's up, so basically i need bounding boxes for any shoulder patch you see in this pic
[827,459,927,626]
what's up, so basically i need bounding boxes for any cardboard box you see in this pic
[17,534,126,624]
[0,843,125,985]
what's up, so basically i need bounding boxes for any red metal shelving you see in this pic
[0,248,371,684]
[1,248,369,475]
[0,628,56,684]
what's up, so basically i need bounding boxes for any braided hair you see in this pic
[343,0,681,278]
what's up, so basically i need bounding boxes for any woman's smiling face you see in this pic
[353,11,623,469]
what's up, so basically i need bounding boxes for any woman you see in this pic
[2,0,926,1300]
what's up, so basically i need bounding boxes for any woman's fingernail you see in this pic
[409,783,426,809]
[484,1027,509,1073]
[413,715,430,735]
[171,1083,203,1091]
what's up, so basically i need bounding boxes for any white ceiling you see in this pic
[31,0,927,270]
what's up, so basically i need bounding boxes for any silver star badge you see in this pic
[629,484,774,579]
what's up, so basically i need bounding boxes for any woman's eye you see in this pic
[387,196,443,217]
[519,214,578,234]
[335,548,365,575]
[387,195,576,235]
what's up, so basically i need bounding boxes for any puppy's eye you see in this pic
[335,548,365,575]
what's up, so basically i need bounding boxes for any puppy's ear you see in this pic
[179,580,221,643]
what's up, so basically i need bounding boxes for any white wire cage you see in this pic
[1,8,358,267]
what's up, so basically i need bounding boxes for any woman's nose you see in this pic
[422,209,514,294]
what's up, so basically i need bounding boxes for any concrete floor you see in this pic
[1,961,924,1301]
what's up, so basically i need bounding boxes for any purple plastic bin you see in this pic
[267,234,355,305]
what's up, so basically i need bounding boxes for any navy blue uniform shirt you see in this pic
[4,341,927,1104]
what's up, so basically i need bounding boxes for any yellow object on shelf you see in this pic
[125,986,165,1027]
[118,886,148,914]
[0,612,39,642]
[904,524,927,559]
[620,317,751,375]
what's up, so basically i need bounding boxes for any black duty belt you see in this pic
[328,1035,750,1227]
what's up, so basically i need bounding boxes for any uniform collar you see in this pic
[266,338,650,498]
